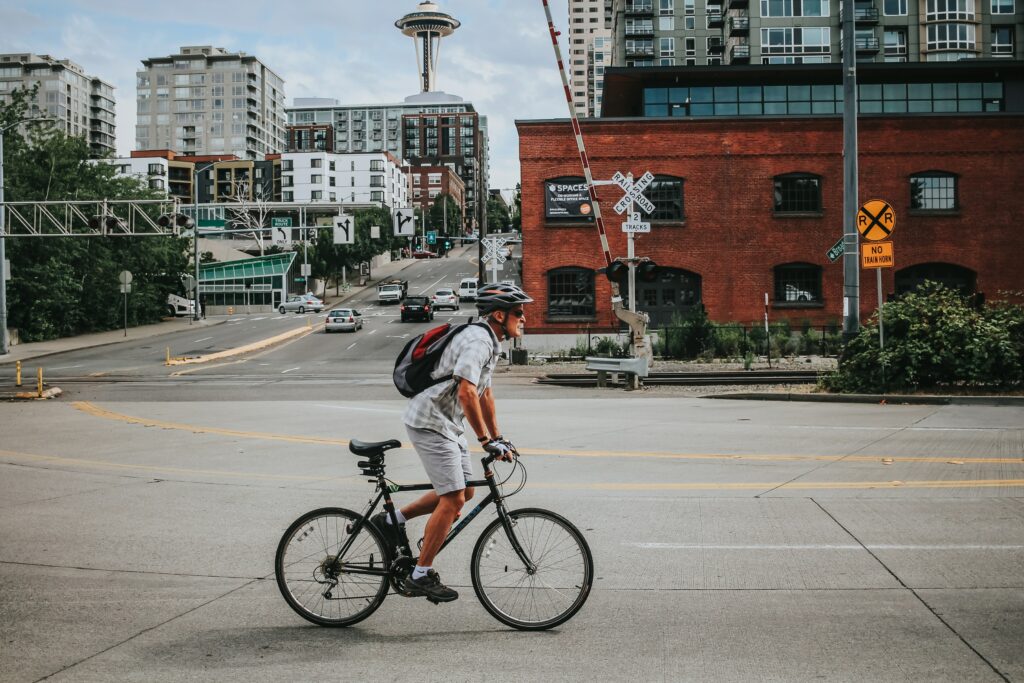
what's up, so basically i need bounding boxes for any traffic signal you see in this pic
[637,260,659,282]
[88,215,123,231]
[605,261,628,283]
[158,213,194,229]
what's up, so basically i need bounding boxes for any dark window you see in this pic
[547,267,596,318]
[774,173,822,213]
[910,171,958,210]
[774,263,821,303]
[645,175,684,220]
[894,262,976,295]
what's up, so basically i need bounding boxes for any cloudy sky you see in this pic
[1,0,576,190]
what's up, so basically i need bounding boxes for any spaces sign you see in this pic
[544,177,593,221]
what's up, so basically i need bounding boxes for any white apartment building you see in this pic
[136,46,286,159]
[0,53,116,157]
[102,156,171,194]
[281,152,410,210]
[568,1,613,117]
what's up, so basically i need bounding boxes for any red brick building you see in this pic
[517,62,1024,335]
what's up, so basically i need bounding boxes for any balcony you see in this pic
[707,8,724,27]
[625,24,655,36]
[729,16,750,35]
[624,1,653,14]
[625,44,656,57]
[708,39,725,55]
[855,5,880,22]
[729,43,751,62]
[855,37,880,52]
[726,0,748,8]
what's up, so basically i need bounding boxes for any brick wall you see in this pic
[517,115,1024,333]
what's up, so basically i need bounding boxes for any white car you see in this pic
[432,288,460,311]
[279,294,324,314]
[325,308,363,332]
[458,277,479,302]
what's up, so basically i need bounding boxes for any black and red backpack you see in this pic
[393,322,488,398]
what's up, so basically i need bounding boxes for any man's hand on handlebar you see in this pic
[483,438,515,462]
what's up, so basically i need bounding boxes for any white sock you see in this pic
[412,565,430,580]
[387,509,406,525]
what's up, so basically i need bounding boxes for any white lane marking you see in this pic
[786,425,1015,433]
[417,275,445,295]
[50,364,84,371]
[251,316,266,321]
[313,404,403,414]
[367,329,378,335]
[628,543,1024,551]
[346,342,357,350]
[192,337,212,343]
[281,367,300,374]
[227,318,244,322]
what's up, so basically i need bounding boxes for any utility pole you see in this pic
[841,0,860,340]
[193,162,216,322]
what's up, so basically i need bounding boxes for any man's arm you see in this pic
[479,387,499,440]
[457,379,491,443]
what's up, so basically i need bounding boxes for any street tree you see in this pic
[223,177,272,255]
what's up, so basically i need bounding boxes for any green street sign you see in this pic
[198,219,226,228]
[827,238,844,263]
[427,230,437,245]
[272,217,293,228]
[294,277,305,282]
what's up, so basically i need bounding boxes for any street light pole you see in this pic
[193,162,216,322]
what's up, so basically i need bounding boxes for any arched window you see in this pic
[910,171,958,211]
[547,267,596,319]
[773,172,822,213]
[774,262,822,304]
[645,175,685,220]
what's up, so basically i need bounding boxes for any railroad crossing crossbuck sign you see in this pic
[857,199,896,241]
[612,171,656,216]
[482,236,508,265]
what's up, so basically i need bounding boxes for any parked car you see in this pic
[401,296,434,322]
[413,249,439,259]
[279,294,324,314]
[325,308,363,333]
[458,277,478,302]
[432,288,460,311]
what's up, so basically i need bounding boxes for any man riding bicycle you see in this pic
[372,282,532,603]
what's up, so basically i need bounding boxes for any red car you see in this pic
[412,249,438,259]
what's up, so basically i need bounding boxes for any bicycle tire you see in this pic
[275,507,390,627]
[470,508,593,631]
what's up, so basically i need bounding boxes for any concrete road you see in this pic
[1,393,1021,682]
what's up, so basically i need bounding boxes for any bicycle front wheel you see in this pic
[275,507,390,627]
[471,508,593,630]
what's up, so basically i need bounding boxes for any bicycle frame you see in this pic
[331,454,536,577]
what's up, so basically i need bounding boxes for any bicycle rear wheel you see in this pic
[470,508,593,630]
[275,507,389,627]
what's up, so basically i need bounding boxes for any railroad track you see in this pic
[534,369,823,388]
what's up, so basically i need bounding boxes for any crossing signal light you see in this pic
[158,213,195,229]
[88,215,123,231]
[605,261,628,283]
[638,260,659,282]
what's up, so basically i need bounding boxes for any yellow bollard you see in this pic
[166,346,171,366]
[15,360,21,387]
[37,367,43,398]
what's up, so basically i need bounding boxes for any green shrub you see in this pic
[822,282,1024,393]
[658,306,715,359]
[593,336,629,358]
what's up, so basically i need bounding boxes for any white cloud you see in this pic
[3,0,577,189]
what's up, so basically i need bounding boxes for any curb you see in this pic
[702,392,1024,407]
[4,387,63,401]
[165,323,318,365]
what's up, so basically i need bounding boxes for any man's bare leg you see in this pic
[399,486,474,521]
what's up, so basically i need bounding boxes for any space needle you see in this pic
[395,2,461,93]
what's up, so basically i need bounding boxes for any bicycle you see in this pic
[275,438,593,631]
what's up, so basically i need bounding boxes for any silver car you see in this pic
[432,288,460,311]
[279,294,324,314]
[325,308,363,332]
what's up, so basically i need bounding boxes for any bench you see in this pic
[585,356,649,389]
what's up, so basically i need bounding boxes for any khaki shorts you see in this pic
[404,425,473,496]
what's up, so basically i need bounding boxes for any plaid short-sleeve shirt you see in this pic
[402,323,501,443]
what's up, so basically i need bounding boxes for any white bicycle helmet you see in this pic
[475,282,534,315]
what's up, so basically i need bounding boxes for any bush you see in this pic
[822,282,1024,393]
[658,306,715,359]
[593,336,629,358]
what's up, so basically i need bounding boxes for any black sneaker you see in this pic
[369,511,403,552]
[403,569,459,602]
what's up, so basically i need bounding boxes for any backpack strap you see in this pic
[425,321,493,391]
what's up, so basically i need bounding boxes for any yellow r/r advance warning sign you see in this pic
[862,241,894,268]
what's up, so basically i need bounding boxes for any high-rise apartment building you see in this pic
[287,93,489,232]
[0,53,116,157]
[609,0,1022,67]
[135,46,286,160]
[568,1,614,117]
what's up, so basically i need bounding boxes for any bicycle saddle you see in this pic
[349,439,402,458]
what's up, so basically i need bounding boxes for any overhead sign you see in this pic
[827,237,845,263]
[271,217,293,228]
[612,170,656,215]
[862,241,894,269]
[857,199,896,242]
[621,211,651,233]
[393,207,416,236]
[544,177,593,220]
[271,225,291,246]
[333,214,354,245]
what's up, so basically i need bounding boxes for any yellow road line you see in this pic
[165,324,316,366]
[72,402,1024,466]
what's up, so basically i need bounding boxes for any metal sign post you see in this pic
[118,270,132,337]
[482,236,508,284]
[611,171,654,319]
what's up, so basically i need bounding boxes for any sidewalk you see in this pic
[0,253,427,367]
